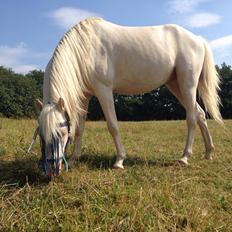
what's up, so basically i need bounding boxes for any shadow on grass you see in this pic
[0,156,51,186]
[73,153,179,170]
[0,153,180,186]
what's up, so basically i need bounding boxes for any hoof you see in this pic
[204,154,213,160]
[205,147,214,160]
[113,164,124,170]
[176,157,188,166]
[113,158,124,170]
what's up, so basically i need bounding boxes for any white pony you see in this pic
[36,17,222,176]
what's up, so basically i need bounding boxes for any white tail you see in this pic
[198,41,223,124]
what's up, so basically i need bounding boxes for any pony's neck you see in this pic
[43,18,97,137]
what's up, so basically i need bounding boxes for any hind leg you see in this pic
[167,75,214,162]
[179,83,198,164]
[196,104,215,159]
[166,77,196,164]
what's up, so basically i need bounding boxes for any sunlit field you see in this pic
[0,118,232,231]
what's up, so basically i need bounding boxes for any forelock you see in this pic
[38,104,63,143]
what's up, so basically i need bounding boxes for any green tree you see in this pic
[0,66,43,118]
[217,63,232,118]
[0,63,231,120]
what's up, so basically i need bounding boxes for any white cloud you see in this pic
[210,35,232,50]
[209,35,232,65]
[186,12,221,28]
[14,65,38,74]
[0,43,26,65]
[168,0,221,29]
[168,0,209,14]
[49,7,100,29]
[0,43,39,74]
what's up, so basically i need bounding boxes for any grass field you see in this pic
[0,118,232,231]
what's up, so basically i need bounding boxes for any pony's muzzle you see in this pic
[38,156,63,176]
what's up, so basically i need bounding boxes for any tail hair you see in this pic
[198,40,223,124]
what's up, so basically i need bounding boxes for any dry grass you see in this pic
[0,118,232,231]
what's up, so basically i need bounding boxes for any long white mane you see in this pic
[41,17,101,139]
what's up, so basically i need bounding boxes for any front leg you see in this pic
[95,86,126,169]
[69,97,89,166]
[70,115,86,162]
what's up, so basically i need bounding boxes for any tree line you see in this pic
[0,63,231,120]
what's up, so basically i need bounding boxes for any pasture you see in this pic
[0,118,232,231]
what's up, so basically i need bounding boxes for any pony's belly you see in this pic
[114,86,157,95]
[113,76,163,95]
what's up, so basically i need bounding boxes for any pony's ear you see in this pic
[57,98,65,112]
[35,99,43,111]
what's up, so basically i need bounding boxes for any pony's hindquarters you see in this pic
[198,41,223,124]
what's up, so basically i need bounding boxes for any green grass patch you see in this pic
[0,118,232,231]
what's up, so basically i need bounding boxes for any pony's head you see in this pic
[36,98,70,177]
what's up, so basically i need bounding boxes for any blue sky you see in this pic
[0,0,231,73]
